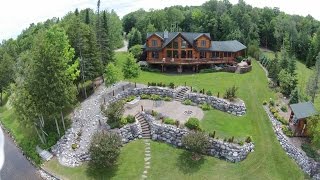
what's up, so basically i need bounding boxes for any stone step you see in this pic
[142,136,151,139]
[142,128,150,132]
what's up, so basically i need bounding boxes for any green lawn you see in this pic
[8,51,307,179]
[43,140,145,180]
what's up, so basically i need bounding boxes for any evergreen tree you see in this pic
[279,47,289,70]
[85,9,90,24]
[98,11,115,65]
[268,55,280,82]
[307,53,320,102]
[0,51,14,105]
[289,88,299,104]
[123,53,140,79]
[128,28,142,49]
[288,56,297,76]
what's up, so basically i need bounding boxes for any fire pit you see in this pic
[183,110,193,116]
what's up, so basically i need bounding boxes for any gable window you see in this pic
[151,40,158,47]
[181,40,187,49]
[152,51,159,59]
[201,40,206,47]
[200,51,207,59]
[173,40,179,49]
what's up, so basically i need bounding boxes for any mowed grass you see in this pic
[43,52,306,179]
[43,140,145,180]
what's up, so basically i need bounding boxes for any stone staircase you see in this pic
[175,87,189,102]
[135,113,151,139]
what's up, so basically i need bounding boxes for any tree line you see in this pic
[0,1,123,148]
[123,0,320,66]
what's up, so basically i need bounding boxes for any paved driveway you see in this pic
[0,131,41,180]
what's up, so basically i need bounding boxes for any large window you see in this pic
[173,50,179,58]
[181,40,187,49]
[212,52,219,58]
[151,40,158,47]
[173,40,179,49]
[152,51,159,59]
[181,50,186,58]
[187,50,193,58]
[224,52,228,57]
[167,50,172,58]
[228,52,232,57]
[201,40,206,47]
[200,51,206,59]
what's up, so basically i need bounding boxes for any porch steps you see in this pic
[135,113,151,139]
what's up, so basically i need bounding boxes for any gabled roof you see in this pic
[211,40,247,52]
[290,102,317,120]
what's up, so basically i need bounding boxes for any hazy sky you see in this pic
[0,0,319,41]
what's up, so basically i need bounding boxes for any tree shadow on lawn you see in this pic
[86,163,118,179]
[176,151,206,174]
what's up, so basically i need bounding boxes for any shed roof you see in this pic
[290,102,317,120]
[211,40,247,52]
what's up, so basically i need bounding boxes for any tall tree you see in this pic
[0,51,14,105]
[85,8,90,25]
[104,63,121,86]
[307,53,320,102]
[122,54,140,79]
[128,28,142,49]
[97,11,114,65]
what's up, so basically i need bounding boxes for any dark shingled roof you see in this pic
[146,32,246,52]
[211,40,247,52]
[290,102,317,120]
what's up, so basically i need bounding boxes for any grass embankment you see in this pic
[42,52,307,179]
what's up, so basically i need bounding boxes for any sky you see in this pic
[0,0,319,41]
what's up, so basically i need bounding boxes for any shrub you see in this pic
[126,115,135,123]
[223,85,238,101]
[228,136,234,143]
[282,126,293,137]
[192,89,198,93]
[183,99,192,105]
[245,136,252,143]
[238,141,244,146]
[103,101,125,129]
[141,66,161,72]
[151,110,158,117]
[140,94,150,99]
[72,143,78,150]
[281,105,288,112]
[120,117,128,126]
[301,143,320,161]
[150,94,162,100]
[206,90,212,96]
[182,132,210,160]
[200,103,212,111]
[185,118,201,130]
[270,107,278,115]
[125,95,136,102]
[164,118,176,125]
[169,82,175,89]
[278,117,289,125]
[163,96,172,101]
[89,132,122,169]
[269,99,275,106]
[263,100,268,105]
[209,131,216,138]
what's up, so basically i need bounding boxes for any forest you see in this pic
[1,0,320,163]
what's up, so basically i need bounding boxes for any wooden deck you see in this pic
[147,58,235,65]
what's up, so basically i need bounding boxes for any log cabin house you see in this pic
[143,31,247,72]
[289,102,317,136]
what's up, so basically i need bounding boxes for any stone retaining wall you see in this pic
[118,121,142,143]
[186,93,246,116]
[141,112,254,163]
[107,87,246,116]
[263,106,320,180]
[239,65,252,74]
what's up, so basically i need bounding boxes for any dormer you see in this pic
[146,33,163,48]
[194,34,211,48]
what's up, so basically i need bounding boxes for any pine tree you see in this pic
[279,47,289,70]
[128,28,142,49]
[85,9,90,25]
[307,53,320,103]
[289,88,299,104]
[123,53,140,79]
[98,11,114,65]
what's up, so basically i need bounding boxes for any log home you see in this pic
[143,31,247,72]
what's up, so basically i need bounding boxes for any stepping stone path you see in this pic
[175,87,189,102]
[142,139,151,179]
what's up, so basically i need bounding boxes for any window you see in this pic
[201,40,206,47]
[167,50,172,58]
[181,40,187,48]
[187,50,193,58]
[224,52,228,57]
[152,51,159,59]
[212,52,219,58]
[173,40,179,49]
[181,50,186,58]
[228,52,232,57]
[200,51,206,59]
[173,50,179,58]
[151,40,158,47]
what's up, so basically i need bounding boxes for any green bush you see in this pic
[200,103,212,111]
[140,94,150,99]
[278,117,289,125]
[238,141,244,146]
[183,99,192,105]
[164,118,176,125]
[282,126,293,137]
[181,132,210,160]
[223,85,238,101]
[263,100,268,105]
[169,82,175,89]
[72,143,78,150]
[150,94,162,100]
[103,101,125,129]
[141,66,161,72]
[228,136,234,143]
[125,95,136,102]
[301,143,320,161]
[185,118,201,130]
[163,96,172,101]
[151,110,158,117]
[270,107,278,115]
[245,136,252,143]
[281,105,288,112]
[126,115,135,123]
[192,89,198,93]
[206,90,212,96]
[120,117,128,126]
[269,99,275,106]
[209,131,216,138]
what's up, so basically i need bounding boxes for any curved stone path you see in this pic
[142,139,151,179]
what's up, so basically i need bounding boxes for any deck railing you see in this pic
[147,57,235,64]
